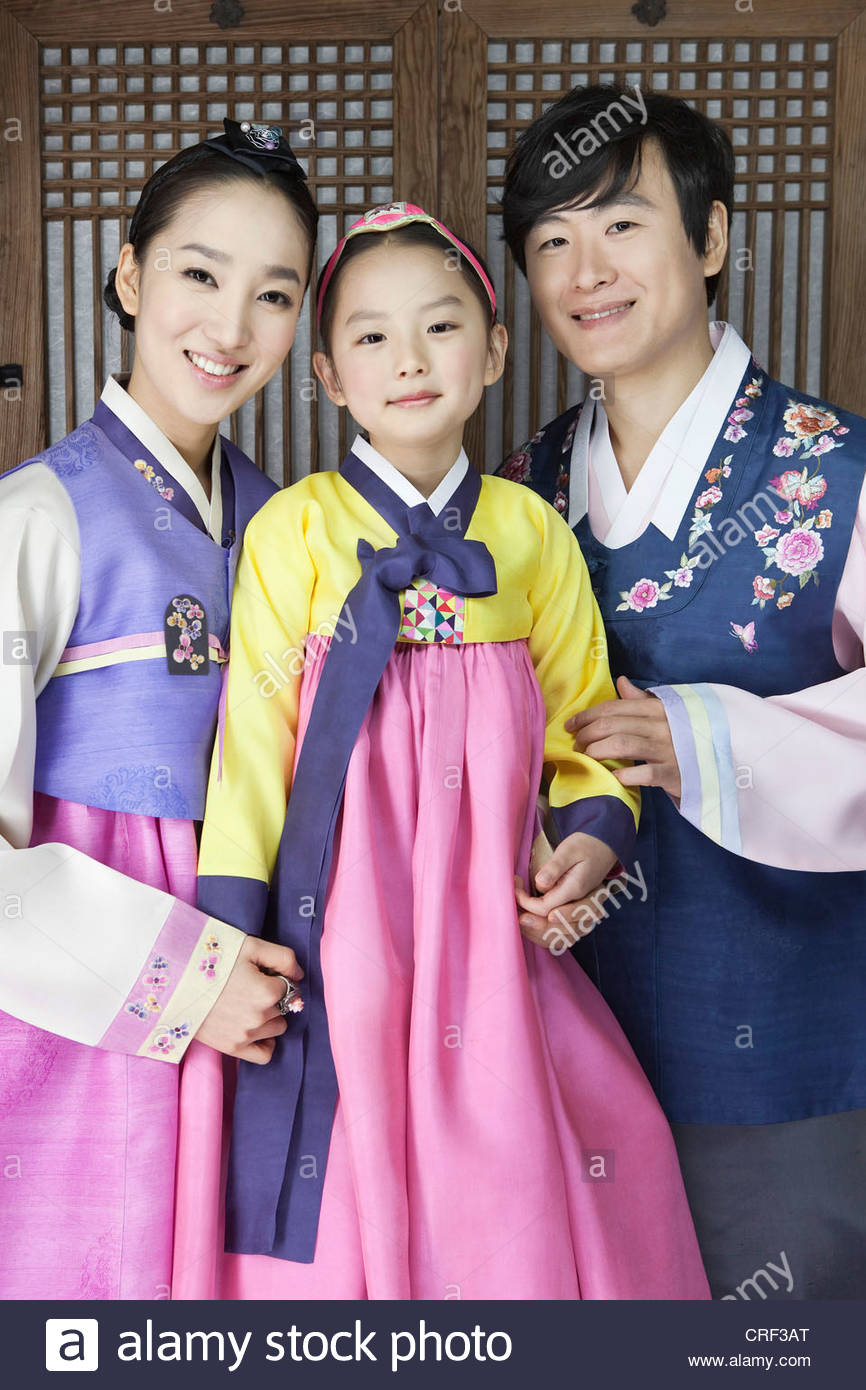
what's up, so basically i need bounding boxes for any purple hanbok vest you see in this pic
[12,401,276,820]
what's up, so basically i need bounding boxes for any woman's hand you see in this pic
[567,675,681,799]
[194,935,303,1064]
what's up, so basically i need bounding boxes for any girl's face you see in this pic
[313,242,506,461]
[117,180,309,440]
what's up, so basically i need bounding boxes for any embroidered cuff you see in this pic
[97,902,245,1063]
[651,683,742,855]
[549,794,637,868]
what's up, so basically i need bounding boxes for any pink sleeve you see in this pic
[651,475,866,872]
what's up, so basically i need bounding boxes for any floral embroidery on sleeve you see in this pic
[149,1022,191,1057]
[198,934,223,979]
[125,953,171,1020]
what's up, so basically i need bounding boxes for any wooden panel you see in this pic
[0,10,45,469]
[36,38,398,481]
[485,35,837,448]
[394,0,438,209]
[827,10,866,412]
[440,2,488,466]
[40,40,396,220]
[462,0,862,39]
[4,0,421,43]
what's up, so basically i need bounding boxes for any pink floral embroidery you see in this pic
[724,423,747,443]
[774,509,792,524]
[754,525,779,547]
[617,577,671,612]
[696,485,723,509]
[143,971,169,992]
[810,434,837,457]
[753,575,774,602]
[500,450,531,484]
[773,527,824,576]
[672,567,693,587]
[772,437,796,457]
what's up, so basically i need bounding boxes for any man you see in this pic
[500,84,866,1299]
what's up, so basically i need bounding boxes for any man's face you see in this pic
[522,139,726,386]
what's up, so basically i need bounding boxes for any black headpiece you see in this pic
[202,118,306,179]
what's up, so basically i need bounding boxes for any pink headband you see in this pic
[316,201,496,331]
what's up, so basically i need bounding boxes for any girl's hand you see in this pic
[515,878,609,951]
[515,829,617,930]
[567,675,681,799]
[194,935,304,1064]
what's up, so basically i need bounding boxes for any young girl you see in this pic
[192,202,710,1299]
[0,120,313,1299]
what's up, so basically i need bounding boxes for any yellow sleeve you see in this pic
[197,493,315,911]
[526,498,640,863]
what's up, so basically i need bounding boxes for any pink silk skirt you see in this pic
[173,637,709,1300]
[0,794,202,1299]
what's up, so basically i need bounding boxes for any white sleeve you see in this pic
[0,464,244,1059]
[652,474,866,872]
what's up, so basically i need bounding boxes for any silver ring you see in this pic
[276,975,302,1016]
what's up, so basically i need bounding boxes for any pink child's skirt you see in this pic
[173,636,709,1300]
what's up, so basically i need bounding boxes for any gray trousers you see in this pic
[672,1108,866,1300]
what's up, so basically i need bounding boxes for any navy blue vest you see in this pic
[505,362,866,1124]
[5,402,276,820]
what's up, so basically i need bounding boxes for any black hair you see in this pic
[316,220,496,355]
[104,143,319,331]
[501,84,734,306]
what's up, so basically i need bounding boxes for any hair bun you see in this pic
[103,266,136,333]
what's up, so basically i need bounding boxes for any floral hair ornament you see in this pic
[316,201,496,330]
[202,117,307,180]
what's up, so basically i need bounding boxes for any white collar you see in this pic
[350,433,470,517]
[101,375,224,542]
[570,321,753,544]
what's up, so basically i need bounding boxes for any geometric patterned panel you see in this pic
[485,38,835,465]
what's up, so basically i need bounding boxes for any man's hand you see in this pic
[194,935,303,1064]
[567,675,681,799]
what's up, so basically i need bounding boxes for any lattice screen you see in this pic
[485,37,834,467]
[41,41,395,481]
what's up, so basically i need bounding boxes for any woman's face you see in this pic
[117,180,309,441]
